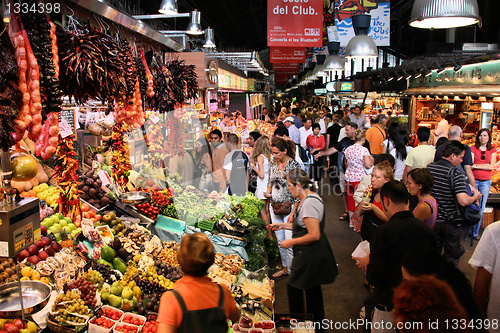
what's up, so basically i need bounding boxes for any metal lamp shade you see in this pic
[203,28,216,48]
[313,65,327,78]
[324,54,346,72]
[345,35,378,59]
[409,0,480,29]
[187,10,203,35]
[305,70,314,82]
[158,0,178,15]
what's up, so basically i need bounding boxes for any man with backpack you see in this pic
[427,140,482,265]
[222,133,249,196]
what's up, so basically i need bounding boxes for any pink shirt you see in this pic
[344,143,370,182]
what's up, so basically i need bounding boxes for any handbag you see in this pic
[272,201,292,215]
[446,168,481,226]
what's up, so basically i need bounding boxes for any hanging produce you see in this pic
[144,119,164,168]
[110,123,132,189]
[140,51,155,98]
[19,0,62,122]
[53,134,82,221]
[34,112,59,160]
[8,14,31,142]
[0,30,22,151]
[56,20,126,105]
[118,37,137,100]
[164,113,185,157]
[148,58,198,112]
[49,21,60,78]
[135,57,148,101]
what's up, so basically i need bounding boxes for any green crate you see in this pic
[198,220,216,232]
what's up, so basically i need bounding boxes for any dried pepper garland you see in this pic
[145,119,164,168]
[53,134,82,219]
[110,123,132,189]
[164,113,186,157]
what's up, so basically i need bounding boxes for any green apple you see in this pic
[50,215,59,224]
[55,234,62,242]
[58,213,64,220]
[68,224,76,232]
[53,224,62,231]
[49,226,58,234]
[63,226,71,233]
[60,220,67,227]
[71,230,78,237]
[76,227,82,233]
[64,217,72,224]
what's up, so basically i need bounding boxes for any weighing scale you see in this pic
[0,151,47,325]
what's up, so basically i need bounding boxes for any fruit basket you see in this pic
[47,313,77,333]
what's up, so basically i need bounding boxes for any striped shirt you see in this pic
[427,159,468,224]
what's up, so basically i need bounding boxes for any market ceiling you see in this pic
[134,0,500,61]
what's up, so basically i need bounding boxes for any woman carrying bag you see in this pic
[264,137,301,278]
[269,168,338,333]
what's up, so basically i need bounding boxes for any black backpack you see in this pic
[296,144,314,165]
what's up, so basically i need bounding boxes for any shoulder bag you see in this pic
[446,168,481,226]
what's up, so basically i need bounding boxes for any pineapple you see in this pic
[60,231,74,249]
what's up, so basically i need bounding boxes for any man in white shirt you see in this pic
[469,222,500,331]
[316,109,327,135]
[299,117,313,149]
[337,116,351,142]
[434,112,449,142]
[402,127,436,184]
[284,117,300,145]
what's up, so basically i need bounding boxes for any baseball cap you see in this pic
[284,116,295,123]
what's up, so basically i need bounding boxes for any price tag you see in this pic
[59,119,73,138]
[149,111,160,124]
[97,169,111,187]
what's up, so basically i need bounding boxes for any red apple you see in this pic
[41,236,51,246]
[12,320,22,331]
[4,323,18,333]
[38,251,48,261]
[51,242,61,252]
[16,249,30,262]
[27,255,41,265]
[27,245,39,256]
[44,245,55,256]
[34,240,44,249]
[40,225,47,236]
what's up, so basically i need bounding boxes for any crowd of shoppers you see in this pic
[167,104,498,333]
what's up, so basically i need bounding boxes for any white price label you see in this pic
[59,119,73,138]
[149,112,160,124]
[0,242,8,257]
[97,169,112,187]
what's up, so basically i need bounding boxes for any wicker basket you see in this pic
[481,209,495,229]
[47,314,77,333]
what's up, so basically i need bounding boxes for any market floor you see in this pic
[271,178,481,333]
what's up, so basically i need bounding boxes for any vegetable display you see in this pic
[109,123,132,190]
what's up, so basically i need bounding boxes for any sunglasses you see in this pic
[482,150,486,160]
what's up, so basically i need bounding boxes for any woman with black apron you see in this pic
[269,168,338,333]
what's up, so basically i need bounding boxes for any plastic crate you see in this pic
[120,313,146,327]
[113,323,141,333]
[198,220,216,232]
[89,317,118,333]
[100,305,124,322]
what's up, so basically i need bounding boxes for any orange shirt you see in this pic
[212,143,229,185]
[157,276,237,328]
[365,125,386,155]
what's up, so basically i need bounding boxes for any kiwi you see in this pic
[0,265,4,273]
[0,272,9,280]
[0,276,4,283]
[2,261,11,269]
[5,268,15,276]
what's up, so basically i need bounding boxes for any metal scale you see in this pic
[0,151,49,324]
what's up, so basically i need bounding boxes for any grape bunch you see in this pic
[52,290,89,324]
[83,270,104,290]
[95,264,121,284]
[134,275,167,295]
[66,278,97,307]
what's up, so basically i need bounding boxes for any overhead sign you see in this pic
[314,88,327,95]
[323,1,390,46]
[270,47,306,63]
[272,63,300,71]
[409,60,500,87]
[267,0,323,47]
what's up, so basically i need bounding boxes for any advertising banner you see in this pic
[323,0,390,46]
[268,0,323,47]
[270,47,307,63]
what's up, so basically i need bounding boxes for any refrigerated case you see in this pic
[480,102,493,129]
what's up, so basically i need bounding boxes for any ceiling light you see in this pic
[324,42,346,72]
[186,10,203,35]
[203,28,216,48]
[403,69,412,80]
[387,72,395,81]
[397,72,404,81]
[345,15,378,59]
[414,71,423,78]
[409,0,481,29]
[158,0,178,15]
[313,65,328,78]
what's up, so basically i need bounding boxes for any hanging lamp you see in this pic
[313,55,328,78]
[158,0,178,15]
[324,42,346,72]
[409,0,481,29]
[345,14,378,59]
[186,10,203,35]
[203,28,216,48]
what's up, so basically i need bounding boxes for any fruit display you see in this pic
[51,290,91,325]
[114,323,139,333]
[122,314,145,326]
[79,169,115,210]
[66,278,98,307]
[40,213,81,240]
[97,212,126,237]
[95,263,122,284]
[89,316,116,330]
[153,261,183,281]
[142,320,158,333]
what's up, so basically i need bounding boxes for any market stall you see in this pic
[0,5,280,333]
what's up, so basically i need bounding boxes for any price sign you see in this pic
[59,119,73,138]
[149,112,160,124]
[59,108,76,138]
